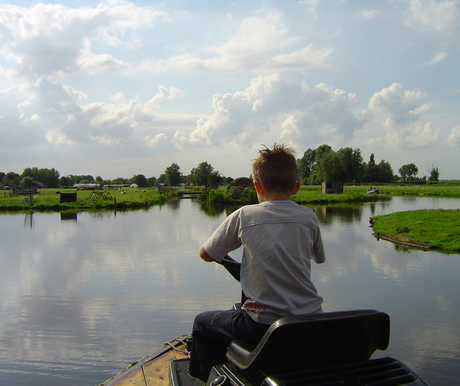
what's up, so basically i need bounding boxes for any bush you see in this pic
[200,189,228,206]
[395,225,410,234]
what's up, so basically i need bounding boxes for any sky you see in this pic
[0,0,459,181]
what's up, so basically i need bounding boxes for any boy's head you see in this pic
[252,143,298,195]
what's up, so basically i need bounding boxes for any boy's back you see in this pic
[204,199,325,324]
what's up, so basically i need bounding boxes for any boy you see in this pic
[188,144,326,382]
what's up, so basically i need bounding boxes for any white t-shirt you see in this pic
[203,200,326,324]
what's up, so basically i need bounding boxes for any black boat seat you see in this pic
[226,309,390,375]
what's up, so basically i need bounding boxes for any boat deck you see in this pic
[100,336,193,386]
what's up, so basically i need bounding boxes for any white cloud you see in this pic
[172,73,367,151]
[368,83,431,125]
[405,0,460,33]
[145,133,167,147]
[361,9,379,19]
[79,49,128,75]
[0,78,188,148]
[420,52,449,66]
[367,83,440,149]
[142,12,333,73]
[299,0,320,19]
[447,124,460,146]
[0,2,164,80]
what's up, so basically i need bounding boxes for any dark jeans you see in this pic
[188,309,270,382]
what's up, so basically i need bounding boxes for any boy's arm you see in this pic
[199,246,215,262]
[199,208,242,263]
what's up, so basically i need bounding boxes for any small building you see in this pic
[321,181,343,194]
[60,192,77,203]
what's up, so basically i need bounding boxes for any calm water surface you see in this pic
[0,197,459,385]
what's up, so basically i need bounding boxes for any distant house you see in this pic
[73,183,99,189]
[321,181,343,194]
[32,181,47,188]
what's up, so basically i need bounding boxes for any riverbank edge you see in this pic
[0,201,164,214]
[372,232,436,251]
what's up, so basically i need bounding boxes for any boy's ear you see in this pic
[292,181,301,195]
[253,180,264,195]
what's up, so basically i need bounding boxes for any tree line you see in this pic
[1,146,441,189]
[297,145,440,184]
[0,162,233,189]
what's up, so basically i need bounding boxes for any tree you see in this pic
[111,177,127,185]
[308,144,333,184]
[59,176,70,186]
[320,150,342,182]
[337,147,363,183]
[64,174,95,185]
[20,176,34,188]
[157,174,166,184]
[223,176,234,185]
[208,171,223,189]
[189,162,214,186]
[164,163,182,186]
[428,162,440,181]
[130,174,149,187]
[297,148,316,185]
[364,153,378,183]
[147,177,157,186]
[376,160,394,183]
[399,163,418,182]
[2,172,20,187]
[21,167,60,187]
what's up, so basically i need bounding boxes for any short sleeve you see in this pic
[202,209,243,262]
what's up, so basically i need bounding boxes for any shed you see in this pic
[321,181,343,194]
[60,192,77,203]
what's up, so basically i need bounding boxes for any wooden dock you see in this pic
[156,186,202,198]
[176,189,202,198]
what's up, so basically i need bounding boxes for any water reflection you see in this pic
[0,197,459,386]
[60,212,77,221]
[313,204,365,225]
[23,212,34,228]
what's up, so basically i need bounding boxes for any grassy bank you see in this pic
[292,186,380,205]
[371,209,460,252]
[350,183,460,198]
[199,185,380,207]
[0,187,169,213]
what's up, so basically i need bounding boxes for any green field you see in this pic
[294,183,460,204]
[292,185,380,204]
[372,209,460,252]
[0,187,168,212]
[2,182,460,213]
[371,183,460,198]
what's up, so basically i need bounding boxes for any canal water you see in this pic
[0,197,459,385]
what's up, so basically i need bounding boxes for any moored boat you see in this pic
[366,188,380,194]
